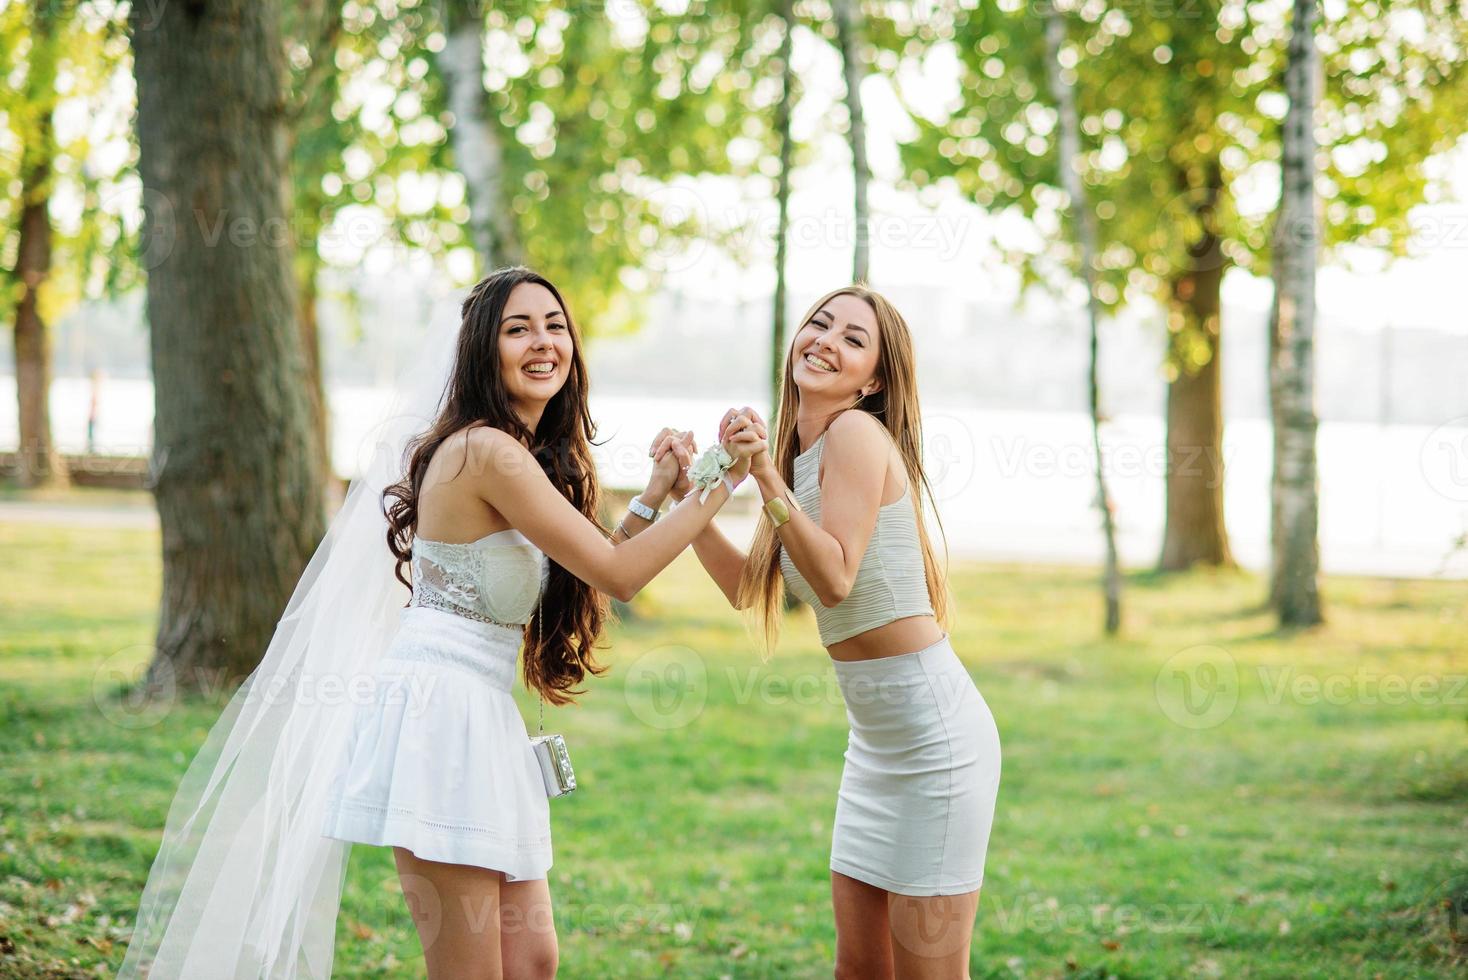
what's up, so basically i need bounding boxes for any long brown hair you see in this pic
[382,267,608,704]
[735,285,951,655]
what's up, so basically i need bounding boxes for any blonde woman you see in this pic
[660,286,1001,978]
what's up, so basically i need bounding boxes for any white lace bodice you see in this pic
[409,528,549,628]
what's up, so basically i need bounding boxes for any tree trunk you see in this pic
[1268,0,1323,625]
[833,0,870,283]
[131,0,326,696]
[11,6,66,489]
[771,0,795,414]
[774,0,802,612]
[438,0,521,272]
[298,258,331,480]
[285,0,341,485]
[1159,161,1235,571]
[1044,11,1120,633]
[12,127,67,488]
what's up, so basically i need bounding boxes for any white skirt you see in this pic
[319,606,552,881]
[829,634,1001,896]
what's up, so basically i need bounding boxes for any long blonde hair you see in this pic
[736,285,951,655]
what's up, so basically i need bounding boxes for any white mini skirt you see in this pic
[829,634,1001,896]
[319,606,552,881]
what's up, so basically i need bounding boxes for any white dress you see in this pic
[319,528,553,880]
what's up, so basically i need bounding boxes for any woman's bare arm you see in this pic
[690,522,748,607]
[748,410,888,607]
[464,426,752,602]
[645,427,749,608]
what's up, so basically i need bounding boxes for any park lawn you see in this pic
[0,518,1464,978]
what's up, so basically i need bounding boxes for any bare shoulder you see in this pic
[817,411,895,493]
[824,409,892,461]
[464,425,538,478]
[425,424,532,484]
[460,423,519,455]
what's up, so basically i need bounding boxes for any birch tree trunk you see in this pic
[131,0,326,695]
[438,0,522,272]
[774,0,803,612]
[833,0,870,283]
[1044,10,1121,633]
[1268,0,1324,626]
[771,0,795,413]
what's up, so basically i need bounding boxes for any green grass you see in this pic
[0,484,154,507]
[1,519,1465,978]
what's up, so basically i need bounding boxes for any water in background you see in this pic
[5,375,1466,580]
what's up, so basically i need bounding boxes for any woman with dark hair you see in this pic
[119,265,762,980]
[316,267,764,978]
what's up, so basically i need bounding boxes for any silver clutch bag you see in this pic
[529,733,576,798]
[527,608,575,798]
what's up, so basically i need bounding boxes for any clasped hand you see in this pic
[643,407,771,504]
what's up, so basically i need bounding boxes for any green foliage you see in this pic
[1317,0,1468,254]
[0,1,137,316]
[468,2,763,327]
[282,0,461,323]
[891,0,1468,311]
[286,0,791,334]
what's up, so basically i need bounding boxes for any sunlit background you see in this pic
[3,1,1466,579]
[5,2,1468,976]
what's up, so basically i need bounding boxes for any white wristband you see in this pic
[627,495,658,522]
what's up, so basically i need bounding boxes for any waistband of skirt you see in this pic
[829,632,957,680]
[384,606,523,689]
[398,604,525,639]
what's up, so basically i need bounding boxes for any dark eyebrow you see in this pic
[500,310,566,325]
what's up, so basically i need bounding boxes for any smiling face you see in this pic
[498,281,574,412]
[789,291,883,401]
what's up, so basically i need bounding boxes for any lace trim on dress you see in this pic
[407,536,548,627]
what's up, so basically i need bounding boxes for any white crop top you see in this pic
[409,528,549,628]
[778,428,935,645]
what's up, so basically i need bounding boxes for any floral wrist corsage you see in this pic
[687,444,738,504]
